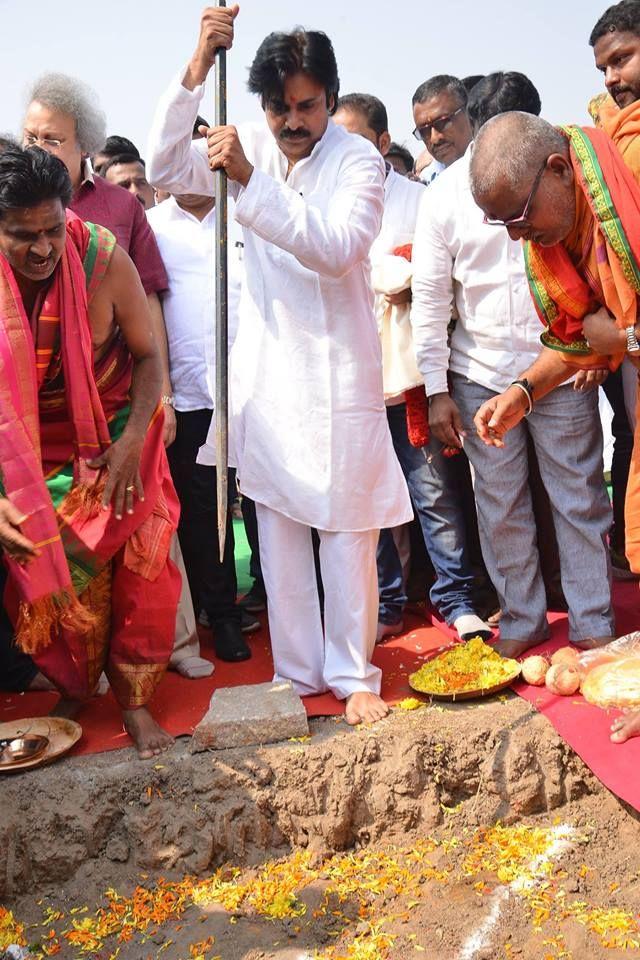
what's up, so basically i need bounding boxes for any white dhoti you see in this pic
[256,503,380,699]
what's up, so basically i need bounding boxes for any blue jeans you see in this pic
[378,403,477,625]
[452,374,614,643]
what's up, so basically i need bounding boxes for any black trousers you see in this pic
[240,495,265,593]
[0,564,38,692]
[167,409,239,625]
[602,366,634,557]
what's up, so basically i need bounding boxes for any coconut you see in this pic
[545,663,581,696]
[521,655,549,686]
[550,646,580,668]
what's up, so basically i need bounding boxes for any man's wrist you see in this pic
[184,55,212,90]
[427,391,449,406]
[508,381,533,413]
[121,423,146,444]
[237,163,254,189]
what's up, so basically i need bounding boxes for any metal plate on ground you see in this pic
[0,734,49,767]
[0,718,82,772]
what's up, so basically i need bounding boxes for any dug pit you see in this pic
[2,693,640,959]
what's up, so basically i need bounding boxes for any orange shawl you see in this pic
[524,125,640,371]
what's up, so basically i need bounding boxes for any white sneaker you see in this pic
[453,613,493,642]
[376,619,404,644]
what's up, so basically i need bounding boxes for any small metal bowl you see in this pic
[0,734,49,766]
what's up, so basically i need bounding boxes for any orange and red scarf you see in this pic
[524,125,640,370]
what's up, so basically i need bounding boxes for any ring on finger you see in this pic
[126,484,136,493]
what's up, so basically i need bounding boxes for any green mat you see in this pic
[233,517,253,593]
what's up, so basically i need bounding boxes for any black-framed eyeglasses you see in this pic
[412,107,464,142]
[483,158,549,228]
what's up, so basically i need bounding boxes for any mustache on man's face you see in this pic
[279,128,311,140]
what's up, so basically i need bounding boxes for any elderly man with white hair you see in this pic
[22,73,175,443]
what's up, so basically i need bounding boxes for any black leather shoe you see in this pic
[213,619,251,662]
[239,584,267,613]
[240,609,261,634]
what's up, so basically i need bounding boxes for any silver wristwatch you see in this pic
[626,325,640,353]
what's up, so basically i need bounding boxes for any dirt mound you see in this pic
[1,695,599,902]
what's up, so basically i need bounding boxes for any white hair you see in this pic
[470,111,567,200]
[26,73,106,156]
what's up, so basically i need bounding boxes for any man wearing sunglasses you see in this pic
[411,74,615,660]
[412,75,473,181]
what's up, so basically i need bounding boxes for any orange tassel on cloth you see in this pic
[16,590,98,655]
[57,479,105,524]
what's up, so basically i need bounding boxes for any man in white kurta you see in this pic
[334,95,489,645]
[147,6,412,723]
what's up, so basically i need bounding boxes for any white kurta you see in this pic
[147,74,412,533]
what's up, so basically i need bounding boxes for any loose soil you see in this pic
[2,693,640,959]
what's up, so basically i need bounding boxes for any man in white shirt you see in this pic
[147,165,250,663]
[147,6,412,724]
[333,93,488,643]
[411,75,472,184]
[411,72,615,657]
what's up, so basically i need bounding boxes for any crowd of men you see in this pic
[1,0,640,757]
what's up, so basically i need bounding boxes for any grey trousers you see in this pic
[452,374,615,644]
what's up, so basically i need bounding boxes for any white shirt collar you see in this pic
[81,158,95,186]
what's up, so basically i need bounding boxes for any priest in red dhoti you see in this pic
[0,146,180,758]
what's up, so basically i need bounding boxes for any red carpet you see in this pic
[2,582,639,814]
[0,606,452,757]
[513,579,640,813]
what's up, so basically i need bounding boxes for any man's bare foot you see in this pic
[611,712,640,744]
[493,637,545,658]
[50,697,83,719]
[28,671,56,692]
[345,691,389,725]
[573,636,616,651]
[122,707,174,759]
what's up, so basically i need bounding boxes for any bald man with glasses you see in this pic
[411,74,615,660]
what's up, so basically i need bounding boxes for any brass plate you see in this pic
[0,718,82,773]
[0,734,49,766]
